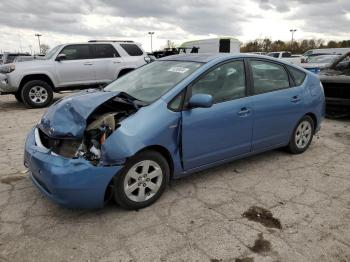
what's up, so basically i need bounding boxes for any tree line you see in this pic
[240,38,350,54]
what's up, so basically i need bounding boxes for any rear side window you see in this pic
[288,66,306,86]
[120,44,144,56]
[94,44,120,58]
[250,60,290,94]
[59,45,90,60]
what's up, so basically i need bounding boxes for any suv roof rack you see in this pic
[88,40,134,43]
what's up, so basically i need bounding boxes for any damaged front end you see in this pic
[38,90,145,165]
[25,90,147,208]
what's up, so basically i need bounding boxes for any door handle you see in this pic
[113,61,121,64]
[237,107,251,117]
[84,62,93,66]
[291,96,301,103]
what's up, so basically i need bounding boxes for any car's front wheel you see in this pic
[113,151,169,210]
[288,115,314,154]
[21,80,53,108]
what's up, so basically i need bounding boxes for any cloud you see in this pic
[0,0,350,52]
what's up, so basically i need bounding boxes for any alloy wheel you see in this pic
[29,86,48,104]
[295,120,312,149]
[123,160,163,202]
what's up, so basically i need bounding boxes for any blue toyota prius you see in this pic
[24,54,325,209]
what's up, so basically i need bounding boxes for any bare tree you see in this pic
[40,44,50,55]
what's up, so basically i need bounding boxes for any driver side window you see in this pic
[191,60,246,104]
[59,45,90,60]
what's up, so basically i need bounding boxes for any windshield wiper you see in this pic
[116,92,149,109]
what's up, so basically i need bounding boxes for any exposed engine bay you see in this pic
[38,92,146,165]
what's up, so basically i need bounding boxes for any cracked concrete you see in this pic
[0,94,349,262]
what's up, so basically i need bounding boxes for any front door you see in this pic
[55,44,95,87]
[182,60,253,170]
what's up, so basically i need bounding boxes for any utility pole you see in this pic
[35,34,42,54]
[289,29,297,53]
[148,32,154,53]
[18,34,23,53]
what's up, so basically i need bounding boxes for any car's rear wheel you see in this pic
[288,115,314,154]
[14,92,23,103]
[113,151,169,210]
[21,80,53,108]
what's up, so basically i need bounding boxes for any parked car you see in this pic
[250,52,267,55]
[301,54,340,74]
[301,48,350,63]
[12,55,35,63]
[0,40,149,108]
[24,53,325,209]
[267,52,302,64]
[1,52,31,64]
[267,51,291,59]
[303,48,350,57]
[319,52,350,117]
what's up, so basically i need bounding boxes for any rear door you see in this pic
[91,44,123,84]
[55,44,95,87]
[182,60,253,170]
[248,59,305,151]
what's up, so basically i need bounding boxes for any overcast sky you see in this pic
[1,0,350,53]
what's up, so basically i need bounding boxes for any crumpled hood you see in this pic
[39,90,120,139]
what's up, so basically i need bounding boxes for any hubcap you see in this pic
[29,86,48,104]
[295,120,312,149]
[124,160,163,202]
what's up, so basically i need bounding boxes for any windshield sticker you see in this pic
[168,67,190,73]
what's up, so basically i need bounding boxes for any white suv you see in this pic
[0,40,149,108]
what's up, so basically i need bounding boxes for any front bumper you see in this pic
[24,127,123,209]
[0,73,17,93]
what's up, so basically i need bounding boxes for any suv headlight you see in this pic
[0,64,15,74]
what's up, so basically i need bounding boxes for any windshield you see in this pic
[306,55,339,63]
[104,60,202,103]
[44,45,62,59]
[267,53,279,58]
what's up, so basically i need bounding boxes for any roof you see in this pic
[158,53,236,63]
[158,53,311,72]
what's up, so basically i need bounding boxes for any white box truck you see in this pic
[180,37,240,54]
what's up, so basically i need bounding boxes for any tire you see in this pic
[113,151,170,210]
[14,92,23,103]
[21,80,53,108]
[287,115,314,154]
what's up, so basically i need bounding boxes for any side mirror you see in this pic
[188,94,213,109]
[55,53,66,61]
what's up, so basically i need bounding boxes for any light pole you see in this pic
[35,34,42,54]
[148,32,154,53]
[289,29,297,53]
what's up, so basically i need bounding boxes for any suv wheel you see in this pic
[288,115,314,154]
[21,80,53,108]
[113,151,169,210]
